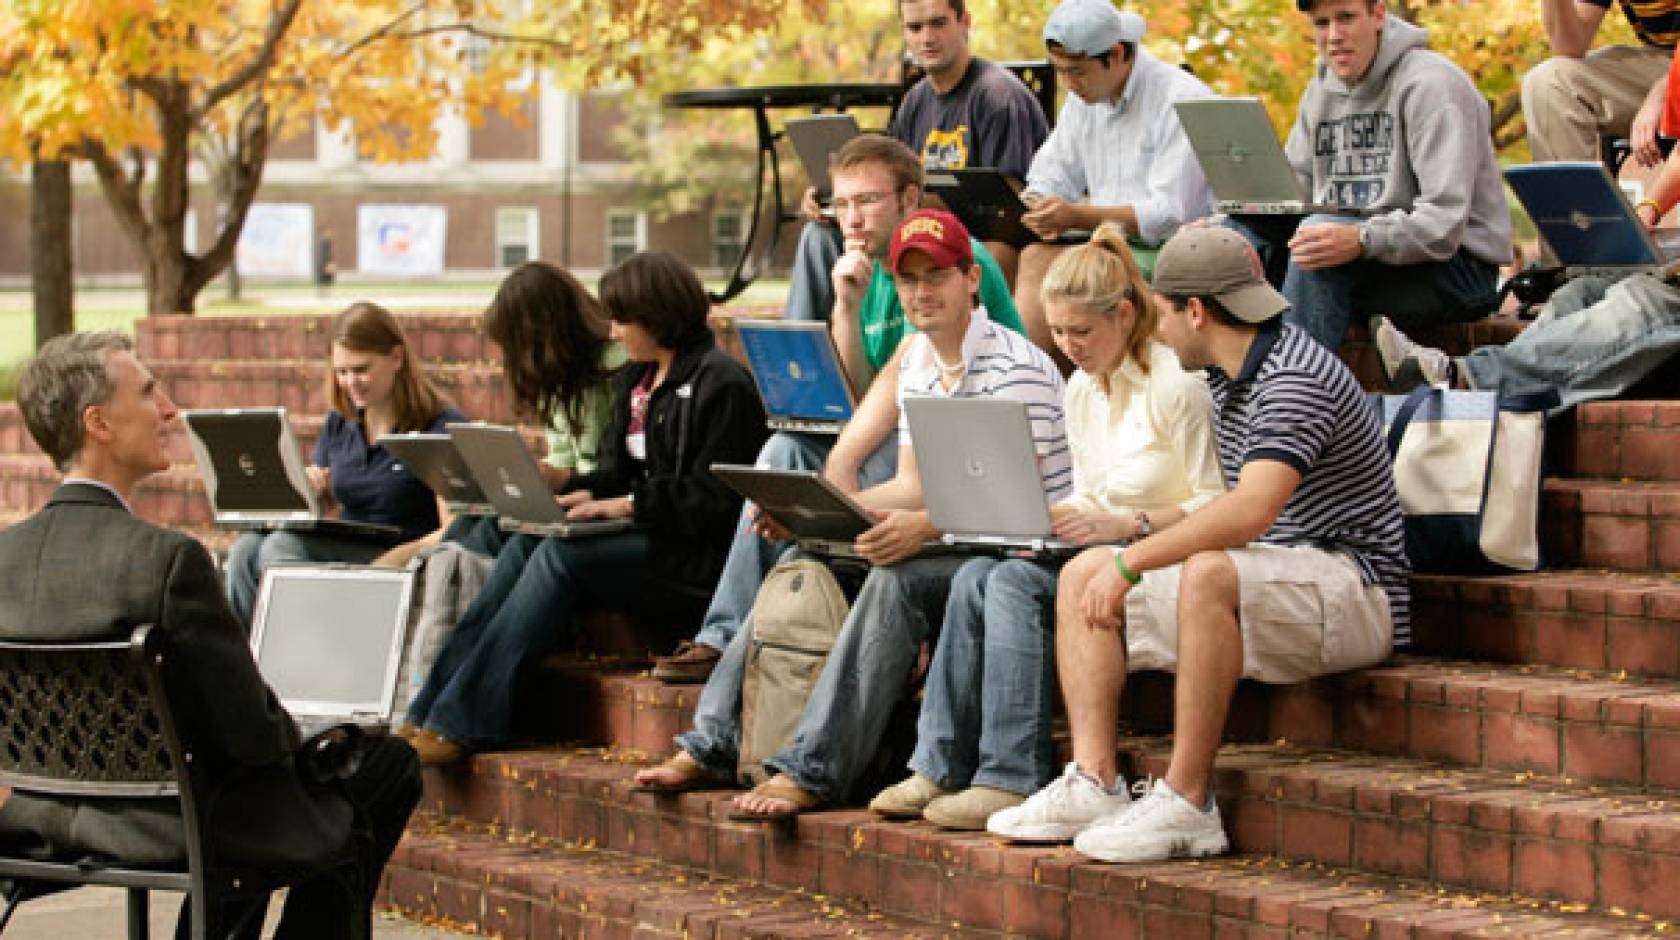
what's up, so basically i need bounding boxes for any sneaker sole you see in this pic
[1073,829,1230,864]
[984,822,1085,844]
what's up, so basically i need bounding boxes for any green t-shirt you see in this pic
[544,342,629,474]
[856,236,1023,371]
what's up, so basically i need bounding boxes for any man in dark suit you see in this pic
[0,331,421,938]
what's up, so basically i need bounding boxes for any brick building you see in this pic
[0,76,779,287]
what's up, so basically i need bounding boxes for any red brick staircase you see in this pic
[2,313,1678,938]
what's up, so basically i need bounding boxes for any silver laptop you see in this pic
[736,320,856,434]
[785,114,860,206]
[710,463,951,560]
[1175,97,1368,217]
[904,397,1076,555]
[249,564,415,736]
[377,432,495,516]
[181,408,401,542]
[447,422,636,539]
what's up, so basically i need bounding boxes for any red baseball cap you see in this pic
[889,209,973,273]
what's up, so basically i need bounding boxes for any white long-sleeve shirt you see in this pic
[1024,50,1214,246]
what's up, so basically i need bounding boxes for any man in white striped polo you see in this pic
[988,226,1409,863]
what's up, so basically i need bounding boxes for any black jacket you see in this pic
[0,483,352,871]
[571,330,767,604]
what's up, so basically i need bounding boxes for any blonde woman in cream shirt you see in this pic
[868,222,1225,831]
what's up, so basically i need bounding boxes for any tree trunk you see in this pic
[30,158,74,348]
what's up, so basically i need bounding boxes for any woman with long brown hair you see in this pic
[223,302,465,624]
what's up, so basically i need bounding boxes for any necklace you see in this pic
[930,347,966,376]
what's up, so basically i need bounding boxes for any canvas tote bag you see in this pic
[1373,385,1554,574]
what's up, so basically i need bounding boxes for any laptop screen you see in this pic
[737,323,853,422]
[250,567,413,717]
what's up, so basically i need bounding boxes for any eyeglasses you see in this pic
[829,191,897,215]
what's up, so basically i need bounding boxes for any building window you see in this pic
[606,210,644,268]
[495,207,539,268]
[711,211,746,271]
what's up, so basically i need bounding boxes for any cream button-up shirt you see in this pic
[1060,340,1225,516]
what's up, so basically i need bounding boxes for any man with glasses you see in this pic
[651,134,1022,683]
[1012,1,1213,355]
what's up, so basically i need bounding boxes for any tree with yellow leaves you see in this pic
[0,0,815,323]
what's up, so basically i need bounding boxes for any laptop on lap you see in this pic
[181,408,402,542]
[377,432,495,516]
[249,564,416,737]
[1175,97,1369,217]
[785,114,860,213]
[903,397,1077,555]
[1503,161,1680,278]
[447,422,637,538]
[735,320,856,434]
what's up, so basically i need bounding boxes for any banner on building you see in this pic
[357,205,448,276]
[236,203,315,278]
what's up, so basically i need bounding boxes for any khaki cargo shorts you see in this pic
[1122,543,1394,684]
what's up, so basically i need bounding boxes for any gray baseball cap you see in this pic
[1152,227,1290,324]
[1044,1,1145,57]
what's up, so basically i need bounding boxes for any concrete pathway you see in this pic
[0,886,473,938]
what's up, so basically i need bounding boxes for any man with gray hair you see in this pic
[0,331,421,938]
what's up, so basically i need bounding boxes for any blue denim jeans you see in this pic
[1227,214,1499,352]
[1461,273,1680,411]
[690,431,898,652]
[909,556,1058,796]
[678,552,968,800]
[441,514,510,557]
[405,531,649,748]
[224,530,388,626]
[785,222,843,323]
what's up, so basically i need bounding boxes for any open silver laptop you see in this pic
[904,397,1076,555]
[250,564,415,737]
[710,463,951,560]
[447,422,637,538]
[736,320,856,434]
[377,432,495,516]
[181,408,401,542]
[785,114,859,208]
[1175,97,1368,217]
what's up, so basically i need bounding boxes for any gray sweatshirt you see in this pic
[1284,15,1511,267]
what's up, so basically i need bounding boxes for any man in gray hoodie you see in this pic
[1229,0,1511,353]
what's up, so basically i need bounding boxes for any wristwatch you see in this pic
[1134,510,1153,538]
[1357,225,1371,257]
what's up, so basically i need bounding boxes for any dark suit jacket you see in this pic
[0,483,352,871]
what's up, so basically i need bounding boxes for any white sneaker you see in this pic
[1370,316,1454,391]
[985,763,1132,843]
[1072,779,1230,863]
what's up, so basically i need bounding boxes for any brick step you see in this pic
[388,815,976,939]
[1543,479,1680,573]
[421,746,1680,933]
[0,456,215,526]
[134,304,778,377]
[137,313,495,365]
[1554,400,1680,482]
[1414,570,1680,678]
[145,360,519,424]
[522,653,1680,791]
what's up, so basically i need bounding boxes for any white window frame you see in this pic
[605,209,646,267]
[495,207,539,269]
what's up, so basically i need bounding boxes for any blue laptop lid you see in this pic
[1504,162,1660,266]
[737,322,854,422]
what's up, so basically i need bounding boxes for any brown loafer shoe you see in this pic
[410,729,466,767]
[651,641,722,684]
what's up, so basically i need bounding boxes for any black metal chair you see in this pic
[0,625,287,939]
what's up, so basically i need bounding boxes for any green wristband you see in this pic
[1114,550,1142,586]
